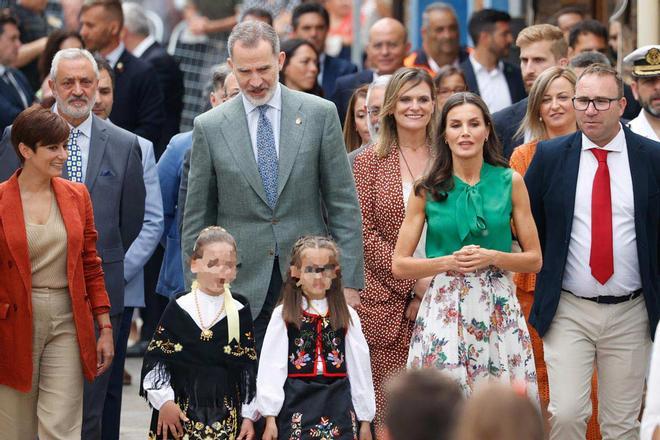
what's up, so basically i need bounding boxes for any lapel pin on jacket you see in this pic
[295,117,302,125]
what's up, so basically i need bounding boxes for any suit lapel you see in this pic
[0,72,25,108]
[625,128,649,229]
[462,61,480,95]
[220,98,270,206]
[277,87,304,197]
[52,179,83,281]
[562,133,582,234]
[85,116,108,193]
[0,174,32,294]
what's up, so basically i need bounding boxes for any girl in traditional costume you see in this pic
[140,227,258,440]
[258,236,375,440]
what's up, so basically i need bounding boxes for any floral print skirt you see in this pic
[407,267,539,402]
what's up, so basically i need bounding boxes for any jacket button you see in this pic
[268,249,275,256]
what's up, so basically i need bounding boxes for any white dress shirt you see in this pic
[468,54,512,113]
[256,298,376,422]
[562,125,641,297]
[54,105,93,182]
[131,35,156,58]
[241,84,282,161]
[142,289,259,420]
[641,324,660,440]
[629,110,660,143]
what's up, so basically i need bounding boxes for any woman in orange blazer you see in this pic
[0,106,113,439]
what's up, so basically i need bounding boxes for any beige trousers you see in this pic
[544,291,651,440]
[0,288,84,440]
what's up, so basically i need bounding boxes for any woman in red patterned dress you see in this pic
[352,67,436,432]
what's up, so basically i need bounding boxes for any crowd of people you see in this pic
[0,0,659,439]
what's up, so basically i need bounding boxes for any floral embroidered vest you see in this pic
[286,311,347,378]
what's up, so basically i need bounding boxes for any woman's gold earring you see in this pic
[539,117,543,122]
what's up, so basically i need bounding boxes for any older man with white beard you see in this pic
[0,48,146,439]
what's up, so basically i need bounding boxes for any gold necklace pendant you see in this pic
[200,328,214,341]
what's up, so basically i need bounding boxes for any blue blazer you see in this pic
[0,68,33,130]
[331,69,374,127]
[524,127,660,338]
[122,134,164,308]
[492,97,528,159]
[321,55,357,98]
[156,131,193,298]
[459,58,527,106]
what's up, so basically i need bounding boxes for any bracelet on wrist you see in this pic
[98,323,113,331]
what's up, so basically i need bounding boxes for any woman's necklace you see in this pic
[399,145,428,181]
[194,290,226,341]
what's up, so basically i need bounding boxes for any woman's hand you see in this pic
[405,296,421,321]
[653,426,660,440]
[187,14,209,35]
[413,277,432,297]
[237,418,255,440]
[157,400,188,439]
[453,245,497,273]
[262,416,278,440]
[359,421,372,440]
[96,328,115,376]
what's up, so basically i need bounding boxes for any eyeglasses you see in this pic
[302,264,336,276]
[367,106,381,116]
[572,96,620,111]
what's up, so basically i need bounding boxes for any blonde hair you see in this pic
[514,67,576,142]
[374,67,436,158]
[516,24,567,61]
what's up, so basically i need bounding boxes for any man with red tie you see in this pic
[525,63,660,440]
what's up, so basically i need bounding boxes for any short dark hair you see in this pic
[552,5,586,24]
[241,7,273,26]
[383,370,463,440]
[38,30,84,82]
[0,9,18,36]
[468,8,510,46]
[11,105,70,164]
[93,55,115,89]
[578,63,623,98]
[80,0,123,28]
[291,3,330,29]
[569,51,611,69]
[568,19,608,49]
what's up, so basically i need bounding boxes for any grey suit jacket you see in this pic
[182,86,365,318]
[0,115,146,316]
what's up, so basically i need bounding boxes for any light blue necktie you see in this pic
[256,105,278,209]
[66,128,83,183]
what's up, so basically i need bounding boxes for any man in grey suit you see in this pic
[0,48,146,439]
[182,21,364,350]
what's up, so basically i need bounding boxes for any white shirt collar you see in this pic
[469,53,504,74]
[0,65,7,76]
[581,123,625,153]
[104,42,125,69]
[241,83,282,115]
[52,103,93,136]
[131,35,156,58]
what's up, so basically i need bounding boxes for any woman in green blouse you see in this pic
[392,92,542,399]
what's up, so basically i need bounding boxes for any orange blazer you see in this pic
[0,171,110,392]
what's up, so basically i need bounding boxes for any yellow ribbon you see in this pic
[223,283,240,344]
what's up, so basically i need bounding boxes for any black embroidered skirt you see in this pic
[278,376,358,440]
[148,396,239,440]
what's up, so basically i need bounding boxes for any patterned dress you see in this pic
[407,162,539,401]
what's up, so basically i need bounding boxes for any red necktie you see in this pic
[590,148,613,284]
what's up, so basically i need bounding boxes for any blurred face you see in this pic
[423,9,459,58]
[325,0,351,18]
[20,141,68,178]
[60,36,83,50]
[570,33,608,58]
[293,12,328,53]
[393,81,434,133]
[291,248,338,300]
[93,68,113,119]
[574,74,626,146]
[49,57,97,122]
[631,76,660,118]
[367,21,409,75]
[557,13,582,38]
[353,95,370,145]
[191,242,238,295]
[0,23,21,66]
[366,85,386,138]
[539,76,576,134]
[223,73,240,102]
[520,40,563,91]
[284,44,319,92]
[486,21,513,59]
[608,21,620,52]
[209,83,225,108]
[229,39,284,106]
[444,103,490,161]
[80,5,119,53]
[436,73,467,110]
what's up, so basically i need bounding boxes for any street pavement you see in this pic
[121,357,151,439]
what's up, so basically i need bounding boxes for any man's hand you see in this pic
[96,328,114,376]
[157,401,188,440]
[344,288,361,307]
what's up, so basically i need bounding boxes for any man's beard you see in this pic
[241,73,279,107]
[57,95,95,120]
[641,94,660,118]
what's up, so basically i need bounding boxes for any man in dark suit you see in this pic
[525,64,660,440]
[0,48,146,439]
[80,0,165,150]
[0,13,33,130]
[331,17,409,125]
[403,2,469,76]
[492,24,568,158]
[290,3,356,98]
[459,9,526,114]
[122,2,183,159]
